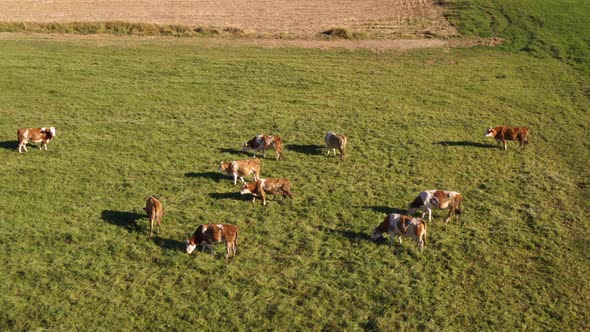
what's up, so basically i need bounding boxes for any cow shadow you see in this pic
[218,148,252,157]
[185,172,222,182]
[101,210,144,233]
[317,225,377,243]
[434,141,494,149]
[0,140,17,150]
[288,144,324,155]
[208,192,244,201]
[362,206,407,215]
[152,236,186,252]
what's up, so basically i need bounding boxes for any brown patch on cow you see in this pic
[432,190,447,207]
[398,215,412,234]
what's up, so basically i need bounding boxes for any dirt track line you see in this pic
[0,32,502,50]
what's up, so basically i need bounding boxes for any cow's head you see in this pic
[484,127,495,137]
[240,182,257,195]
[371,227,383,241]
[218,161,229,173]
[185,239,197,254]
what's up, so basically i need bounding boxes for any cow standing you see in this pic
[143,196,163,237]
[17,127,57,153]
[242,134,284,160]
[484,126,530,150]
[407,190,462,223]
[185,223,239,259]
[371,214,427,252]
[325,131,348,160]
[240,178,292,206]
[218,159,261,185]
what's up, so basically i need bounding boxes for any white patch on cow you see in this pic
[201,225,208,233]
[484,127,494,137]
[185,240,197,254]
[216,224,223,230]
[49,127,56,136]
[240,187,252,195]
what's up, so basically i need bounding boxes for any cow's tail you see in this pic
[455,194,463,216]
[340,136,347,159]
[275,138,285,160]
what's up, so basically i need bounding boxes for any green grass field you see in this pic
[444,0,590,74]
[0,36,588,330]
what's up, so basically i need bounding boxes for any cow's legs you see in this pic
[502,139,507,150]
[233,174,238,185]
[428,208,432,222]
[149,217,154,237]
[240,177,245,184]
[398,236,403,245]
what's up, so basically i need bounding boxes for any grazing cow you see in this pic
[325,131,348,160]
[240,178,292,206]
[371,214,427,252]
[484,126,530,150]
[185,223,239,259]
[408,190,462,223]
[218,159,261,185]
[143,196,163,237]
[242,134,284,160]
[17,127,57,153]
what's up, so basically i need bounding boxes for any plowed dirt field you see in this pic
[0,0,457,38]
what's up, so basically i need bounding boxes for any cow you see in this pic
[240,178,292,206]
[325,131,348,160]
[218,159,261,185]
[17,127,57,153]
[143,196,163,237]
[242,134,284,160]
[185,223,239,259]
[371,214,427,252]
[407,190,462,223]
[484,126,530,150]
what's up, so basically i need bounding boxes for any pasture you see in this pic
[0,35,588,330]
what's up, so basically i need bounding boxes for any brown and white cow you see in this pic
[242,134,284,160]
[408,190,462,223]
[143,196,163,237]
[185,223,239,259]
[371,214,427,252]
[17,127,57,153]
[325,131,348,160]
[240,178,292,206]
[484,126,530,150]
[218,159,261,185]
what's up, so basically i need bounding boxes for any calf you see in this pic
[218,159,261,185]
[371,214,427,252]
[143,196,163,237]
[242,134,284,160]
[240,178,292,206]
[17,127,57,153]
[325,131,348,160]
[408,190,462,223]
[484,126,530,150]
[185,223,239,259]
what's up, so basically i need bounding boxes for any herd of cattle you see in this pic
[16,125,530,258]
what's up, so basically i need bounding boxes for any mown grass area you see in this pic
[443,0,590,74]
[0,38,588,330]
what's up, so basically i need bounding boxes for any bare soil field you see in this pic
[0,0,457,38]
